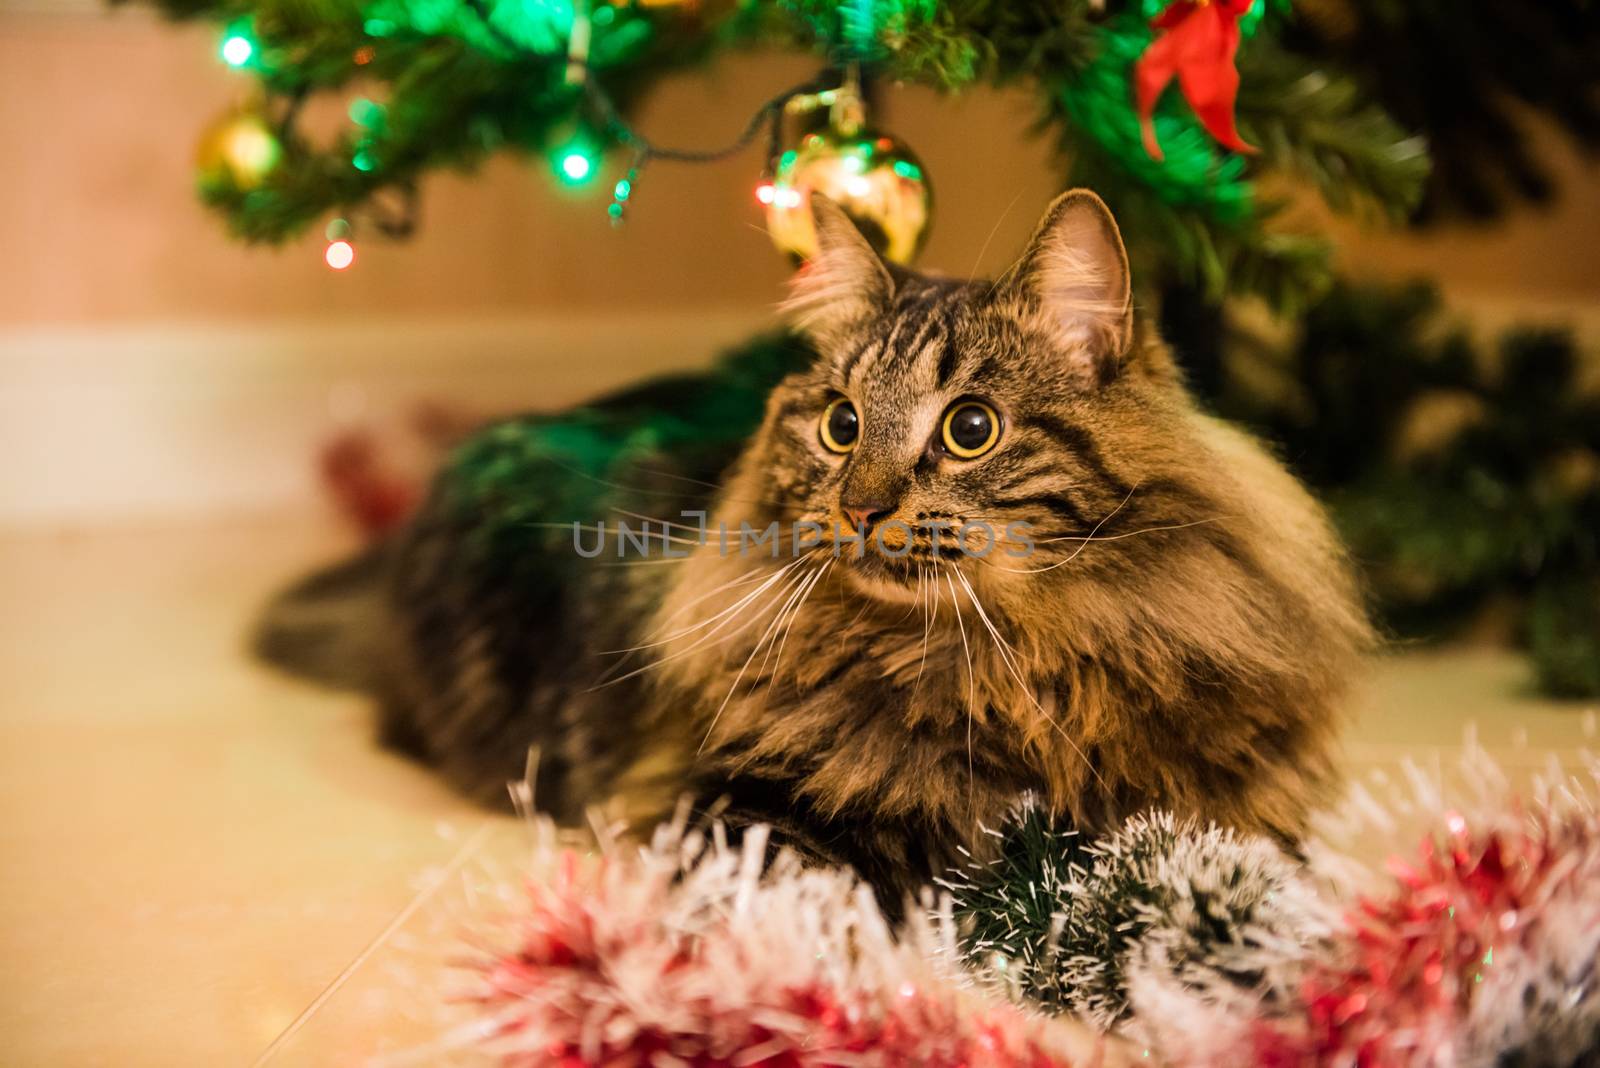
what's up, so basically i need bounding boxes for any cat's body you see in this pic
[261,193,1371,907]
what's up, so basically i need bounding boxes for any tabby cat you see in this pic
[259,191,1371,908]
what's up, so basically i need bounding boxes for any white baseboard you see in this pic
[4,295,1591,529]
[0,311,771,527]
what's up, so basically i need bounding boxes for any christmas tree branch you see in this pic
[1238,39,1429,221]
[123,0,1429,316]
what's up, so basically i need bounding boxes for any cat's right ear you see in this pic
[1002,190,1134,385]
[780,194,895,348]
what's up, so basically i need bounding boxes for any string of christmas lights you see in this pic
[205,7,866,268]
[147,0,1427,304]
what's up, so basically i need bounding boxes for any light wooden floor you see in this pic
[0,519,1593,1065]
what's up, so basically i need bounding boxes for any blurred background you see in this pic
[4,3,1597,527]
[1,0,1596,1062]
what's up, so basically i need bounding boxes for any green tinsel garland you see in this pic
[435,330,810,582]
[942,803,1321,1028]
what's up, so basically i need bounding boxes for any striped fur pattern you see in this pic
[263,191,1371,911]
[621,193,1371,903]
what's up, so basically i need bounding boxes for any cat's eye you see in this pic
[941,399,1001,459]
[819,396,860,454]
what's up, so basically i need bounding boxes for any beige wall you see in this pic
[1,7,1596,523]
[2,7,1071,327]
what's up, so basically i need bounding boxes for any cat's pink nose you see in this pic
[842,501,895,535]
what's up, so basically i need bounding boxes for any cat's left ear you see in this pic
[781,193,895,348]
[1004,190,1134,382]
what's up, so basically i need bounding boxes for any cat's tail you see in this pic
[251,547,389,692]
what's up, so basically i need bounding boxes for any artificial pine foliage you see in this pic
[123,0,1429,312]
[1200,281,1600,698]
[1057,810,1321,1029]
[1281,0,1600,221]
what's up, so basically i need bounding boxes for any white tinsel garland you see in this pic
[422,810,1133,1066]
[418,752,1600,1067]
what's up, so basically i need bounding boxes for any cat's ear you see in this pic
[781,193,895,347]
[1004,190,1134,381]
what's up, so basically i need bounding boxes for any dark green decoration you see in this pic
[437,330,811,579]
[938,802,1096,1011]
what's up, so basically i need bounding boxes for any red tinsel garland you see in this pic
[1251,807,1599,1066]
[459,837,1123,1067]
[450,774,1600,1068]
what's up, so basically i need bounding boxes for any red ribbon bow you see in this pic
[1134,0,1258,161]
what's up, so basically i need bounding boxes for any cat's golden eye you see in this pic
[820,396,860,454]
[941,399,1001,459]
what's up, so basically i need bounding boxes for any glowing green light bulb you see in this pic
[221,33,254,67]
[558,150,595,184]
[348,98,384,127]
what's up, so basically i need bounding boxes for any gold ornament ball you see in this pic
[766,128,931,265]
[196,106,283,191]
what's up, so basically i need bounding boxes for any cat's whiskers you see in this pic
[736,559,822,687]
[940,569,978,819]
[765,558,834,700]
[621,555,821,704]
[1033,514,1239,545]
[748,558,827,701]
[894,574,924,624]
[606,504,815,542]
[622,463,797,508]
[610,507,709,536]
[589,505,761,566]
[599,554,809,656]
[520,521,703,549]
[949,483,1139,559]
[911,565,934,698]
[949,565,1026,677]
[590,564,771,684]
[968,190,1026,283]
[948,563,1108,793]
[651,564,772,628]
[979,483,1140,576]
[588,555,817,689]
[993,514,1240,575]
[699,554,831,754]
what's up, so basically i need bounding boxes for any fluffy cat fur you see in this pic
[258,191,1372,909]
